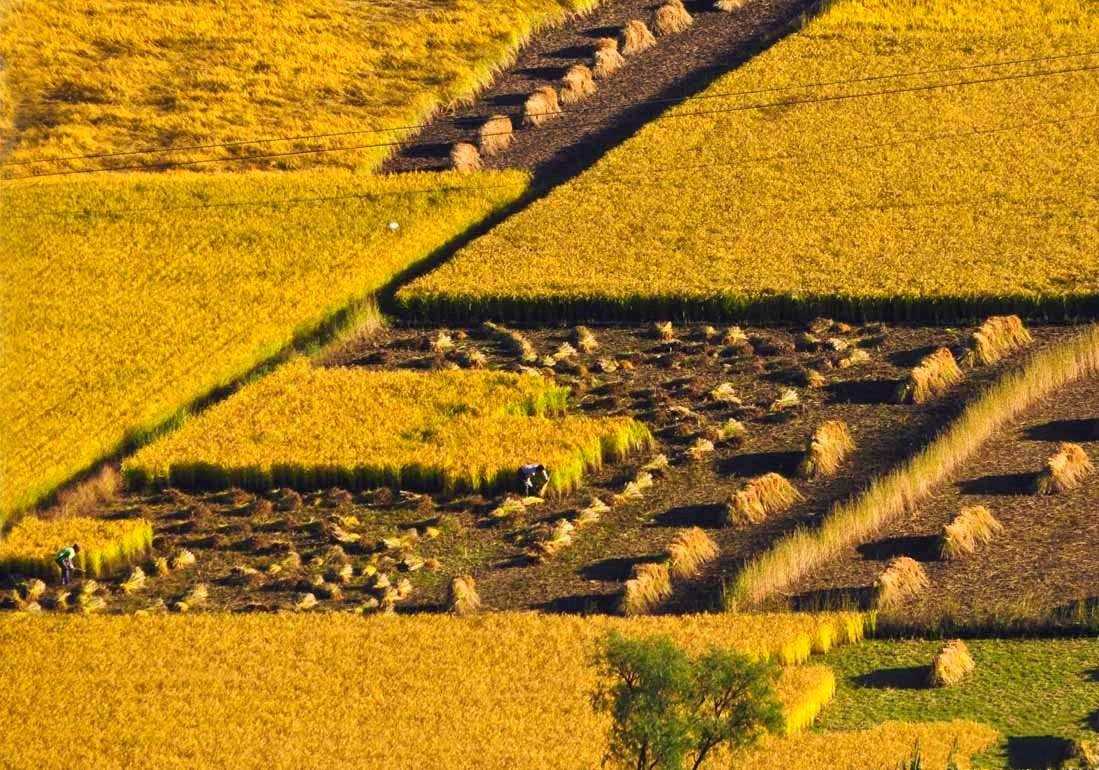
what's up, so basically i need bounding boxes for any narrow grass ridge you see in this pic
[728,325,1099,609]
[619,561,672,615]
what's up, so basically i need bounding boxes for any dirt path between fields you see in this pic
[381,0,818,181]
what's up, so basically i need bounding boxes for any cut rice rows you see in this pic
[5,317,1074,618]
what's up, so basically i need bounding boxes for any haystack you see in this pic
[592,37,625,79]
[449,142,482,172]
[686,438,715,461]
[170,549,196,570]
[560,64,596,104]
[929,639,976,687]
[483,321,538,362]
[894,347,962,404]
[573,325,599,353]
[769,388,801,413]
[715,0,747,10]
[726,473,803,525]
[641,453,670,476]
[1067,738,1099,769]
[875,556,929,610]
[620,19,656,56]
[654,320,675,340]
[963,315,1032,367]
[716,419,748,444]
[448,575,481,615]
[620,562,672,615]
[666,528,719,579]
[522,86,561,127]
[798,421,855,479]
[651,0,693,35]
[940,505,1003,560]
[120,567,147,594]
[478,114,514,156]
[1035,442,1094,494]
[709,382,742,405]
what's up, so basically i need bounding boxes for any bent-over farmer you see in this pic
[518,463,550,496]
[55,543,81,586]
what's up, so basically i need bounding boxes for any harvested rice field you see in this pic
[787,367,1099,631]
[8,319,1078,617]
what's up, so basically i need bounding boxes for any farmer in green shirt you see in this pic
[55,543,80,585]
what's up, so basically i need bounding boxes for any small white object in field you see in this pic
[388,221,400,232]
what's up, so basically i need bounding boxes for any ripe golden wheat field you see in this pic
[0,170,528,523]
[0,611,916,770]
[0,0,597,175]
[124,361,652,495]
[400,0,1099,321]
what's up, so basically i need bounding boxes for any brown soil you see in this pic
[381,0,817,180]
[6,321,1073,617]
[787,367,1099,629]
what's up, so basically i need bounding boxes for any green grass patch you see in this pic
[818,638,1099,769]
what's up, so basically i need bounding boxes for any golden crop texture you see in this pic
[0,612,866,769]
[401,0,1099,322]
[0,516,152,580]
[0,0,597,175]
[124,361,652,495]
[0,170,529,524]
[743,720,999,770]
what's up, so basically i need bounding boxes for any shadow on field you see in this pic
[718,450,802,478]
[655,503,727,528]
[851,665,930,690]
[957,472,1037,495]
[1005,736,1073,769]
[857,535,940,562]
[826,379,899,405]
[581,555,663,582]
[534,592,618,615]
[1023,419,1099,442]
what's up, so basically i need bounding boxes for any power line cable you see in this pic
[2,49,1099,172]
[10,109,1095,219]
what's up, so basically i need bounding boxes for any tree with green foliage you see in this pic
[592,632,784,770]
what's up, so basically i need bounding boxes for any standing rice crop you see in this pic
[1035,442,1094,494]
[797,421,855,479]
[940,505,1003,560]
[0,516,153,580]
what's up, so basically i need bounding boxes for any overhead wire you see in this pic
[3,56,1099,180]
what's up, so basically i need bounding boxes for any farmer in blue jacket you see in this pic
[518,464,550,496]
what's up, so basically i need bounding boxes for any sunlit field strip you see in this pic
[0,170,529,523]
[0,612,866,769]
[399,0,1099,322]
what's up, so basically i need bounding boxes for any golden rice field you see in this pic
[124,361,652,495]
[746,720,999,770]
[0,612,868,769]
[0,0,597,175]
[0,170,528,524]
[0,516,152,579]
[400,0,1099,322]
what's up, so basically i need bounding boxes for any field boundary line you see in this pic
[726,324,1099,610]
